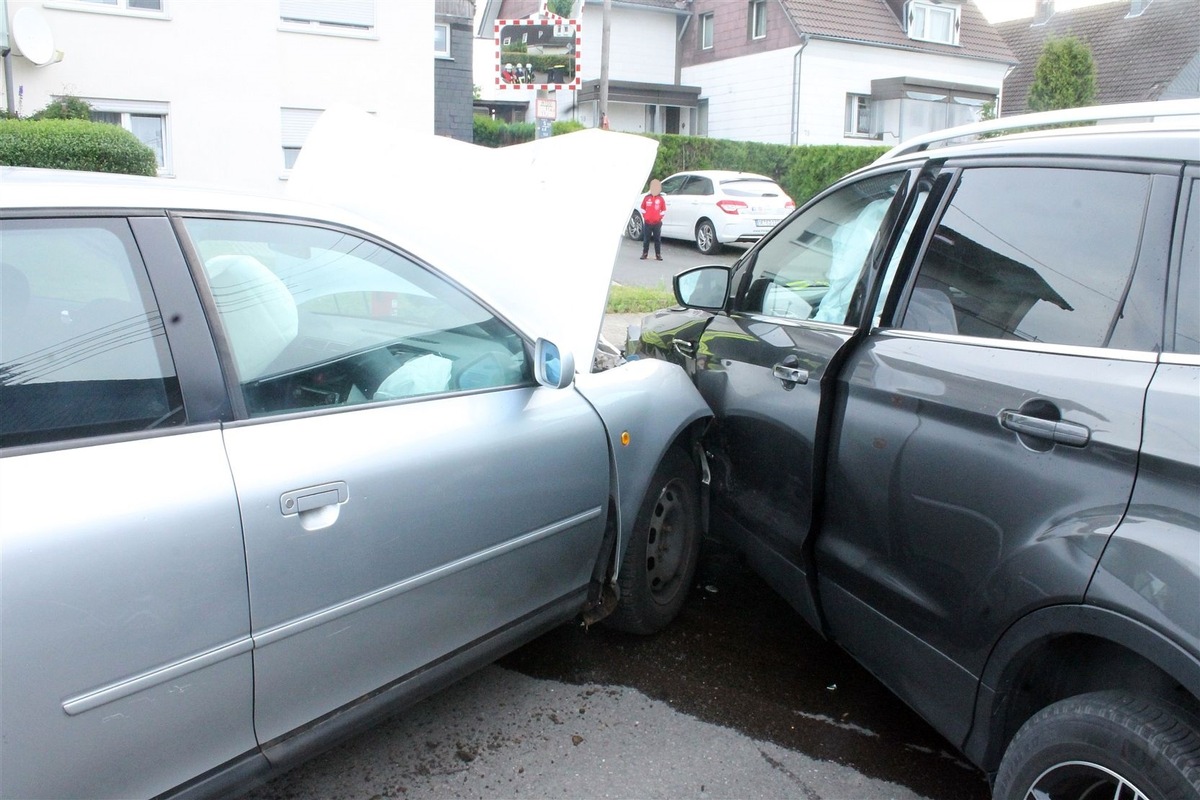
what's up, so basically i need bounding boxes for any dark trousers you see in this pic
[642,221,662,257]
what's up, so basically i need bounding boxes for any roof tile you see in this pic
[996,0,1200,113]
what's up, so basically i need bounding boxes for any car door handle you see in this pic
[280,481,349,516]
[999,410,1090,447]
[672,339,695,358]
[773,355,809,386]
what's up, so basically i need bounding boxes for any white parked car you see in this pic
[627,170,795,254]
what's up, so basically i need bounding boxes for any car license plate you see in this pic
[755,219,779,227]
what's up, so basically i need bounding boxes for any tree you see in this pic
[1027,36,1098,112]
[547,0,573,17]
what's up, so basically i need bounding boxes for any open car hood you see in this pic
[287,106,657,372]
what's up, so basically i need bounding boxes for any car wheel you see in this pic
[993,691,1200,800]
[627,210,644,241]
[695,219,721,255]
[605,447,701,635]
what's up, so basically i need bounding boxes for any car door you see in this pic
[0,216,255,799]
[1088,169,1200,669]
[658,173,693,240]
[692,169,914,629]
[673,175,713,243]
[178,216,611,745]
[818,162,1177,746]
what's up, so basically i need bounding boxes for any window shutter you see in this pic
[280,0,374,27]
[281,108,323,148]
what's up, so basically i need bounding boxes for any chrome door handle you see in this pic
[999,410,1090,447]
[672,339,695,358]
[773,355,809,386]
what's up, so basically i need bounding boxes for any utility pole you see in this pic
[599,0,610,128]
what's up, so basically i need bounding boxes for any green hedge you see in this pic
[471,120,887,205]
[0,118,159,176]
[473,116,585,147]
[645,133,888,206]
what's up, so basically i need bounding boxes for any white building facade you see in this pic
[684,37,1011,145]
[2,0,432,193]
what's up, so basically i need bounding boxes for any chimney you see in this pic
[1034,0,1054,25]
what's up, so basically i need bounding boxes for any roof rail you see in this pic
[876,98,1200,162]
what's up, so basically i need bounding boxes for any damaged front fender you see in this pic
[573,358,712,588]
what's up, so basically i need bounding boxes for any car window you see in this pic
[738,172,902,324]
[1174,179,1199,355]
[182,218,530,417]
[0,218,183,448]
[680,177,713,196]
[722,179,785,198]
[900,167,1152,347]
[660,175,687,195]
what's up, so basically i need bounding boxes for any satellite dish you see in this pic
[12,8,62,67]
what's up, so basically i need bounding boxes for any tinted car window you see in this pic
[183,218,530,416]
[659,175,687,194]
[680,177,713,196]
[0,218,183,448]
[1174,179,1199,355]
[739,172,902,323]
[901,167,1152,347]
[723,179,785,198]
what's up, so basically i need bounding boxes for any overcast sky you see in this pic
[973,0,1120,23]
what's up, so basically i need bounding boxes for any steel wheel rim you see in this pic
[644,478,690,605]
[1024,760,1149,800]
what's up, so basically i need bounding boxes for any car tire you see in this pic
[993,691,1200,800]
[695,219,721,255]
[627,210,644,241]
[605,447,701,635]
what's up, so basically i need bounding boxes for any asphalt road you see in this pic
[611,234,745,290]
[243,540,990,800]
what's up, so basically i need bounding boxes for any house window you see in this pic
[700,13,714,49]
[281,107,323,170]
[50,0,164,14]
[434,23,450,57]
[87,100,169,171]
[907,1,959,45]
[845,94,872,136]
[280,0,374,31]
[750,0,767,39]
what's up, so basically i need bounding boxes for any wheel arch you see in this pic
[964,603,1200,776]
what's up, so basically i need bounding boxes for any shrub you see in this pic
[31,96,94,121]
[644,134,887,205]
[474,115,586,146]
[0,118,159,176]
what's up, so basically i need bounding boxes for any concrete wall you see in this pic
[578,3,677,84]
[4,0,433,193]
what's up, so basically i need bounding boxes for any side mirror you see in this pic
[534,338,575,389]
[674,265,732,311]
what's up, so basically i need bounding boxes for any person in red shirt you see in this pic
[640,179,666,260]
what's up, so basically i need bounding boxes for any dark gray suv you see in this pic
[634,101,1200,800]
